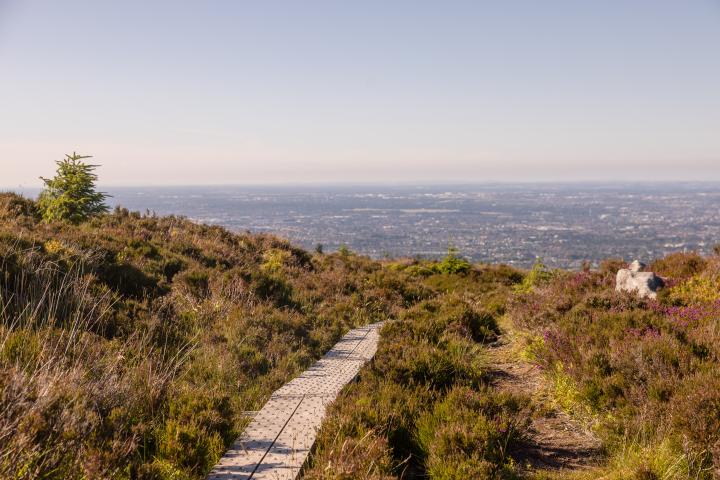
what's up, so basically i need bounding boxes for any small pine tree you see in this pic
[514,257,553,293]
[37,152,109,224]
[434,246,471,274]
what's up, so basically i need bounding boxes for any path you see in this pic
[487,331,602,472]
[208,322,384,480]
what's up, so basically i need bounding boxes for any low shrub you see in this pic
[416,386,530,478]
[374,335,484,391]
[178,269,211,298]
[0,192,39,220]
[303,431,396,480]
[650,252,707,281]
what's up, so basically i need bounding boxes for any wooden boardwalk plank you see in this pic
[208,322,383,479]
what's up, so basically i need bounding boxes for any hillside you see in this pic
[1,191,719,479]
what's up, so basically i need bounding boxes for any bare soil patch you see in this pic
[487,334,602,473]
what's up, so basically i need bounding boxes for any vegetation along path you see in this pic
[486,325,602,474]
[207,322,384,480]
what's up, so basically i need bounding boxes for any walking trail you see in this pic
[207,322,383,480]
[486,327,602,474]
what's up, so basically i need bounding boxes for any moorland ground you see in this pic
[1,191,719,479]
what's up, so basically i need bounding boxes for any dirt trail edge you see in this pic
[486,328,603,473]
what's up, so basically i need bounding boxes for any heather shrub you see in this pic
[305,265,524,478]
[1,194,458,478]
[670,369,720,452]
[156,389,232,475]
[367,268,434,306]
[98,260,162,298]
[162,257,186,282]
[395,296,500,343]
[372,297,494,390]
[178,269,211,298]
[303,431,397,480]
[303,433,396,479]
[0,192,39,221]
[261,248,291,273]
[1,329,41,365]
[564,438,713,480]
[136,460,192,480]
[373,335,485,390]
[481,263,525,286]
[249,269,294,307]
[599,257,627,276]
[0,329,187,479]
[416,386,530,479]
[508,252,720,477]
[650,252,707,281]
[403,262,437,277]
[315,377,432,466]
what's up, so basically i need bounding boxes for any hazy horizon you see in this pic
[2,1,720,185]
[6,180,720,192]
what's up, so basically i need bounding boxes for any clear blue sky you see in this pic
[1,1,719,186]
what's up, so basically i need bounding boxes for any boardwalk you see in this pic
[208,322,384,480]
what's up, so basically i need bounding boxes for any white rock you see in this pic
[629,260,645,273]
[616,260,664,299]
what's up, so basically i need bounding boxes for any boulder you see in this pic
[616,260,664,299]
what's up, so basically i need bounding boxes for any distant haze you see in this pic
[1,1,720,187]
[21,183,718,268]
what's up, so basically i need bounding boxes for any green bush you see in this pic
[250,270,294,307]
[396,297,500,344]
[1,329,40,365]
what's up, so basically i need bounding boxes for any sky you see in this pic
[1,1,720,187]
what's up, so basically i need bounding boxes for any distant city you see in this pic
[18,183,720,268]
